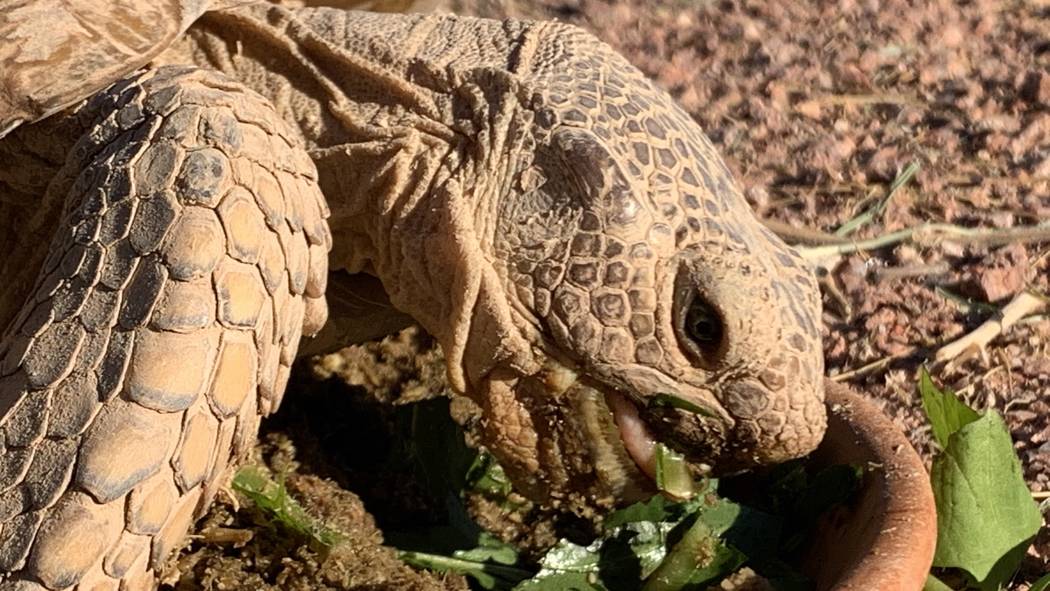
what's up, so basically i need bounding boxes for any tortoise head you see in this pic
[460,45,826,509]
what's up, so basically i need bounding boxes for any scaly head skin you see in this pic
[172,7,826,508]
[460,24,827,506]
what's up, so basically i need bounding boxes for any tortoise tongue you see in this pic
[605,391,658,481]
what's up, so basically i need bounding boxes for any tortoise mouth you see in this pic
[563,374,656,502]
[553,364,717,502]
[603,390,659,481]
[531,363,649,498]
[480,360,731,505]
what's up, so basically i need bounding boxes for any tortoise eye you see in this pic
[683,296,723,356]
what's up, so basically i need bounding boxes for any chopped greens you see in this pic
[232,466,345,552]
[385,369,1040,591]
[381,397,862,591]
[400,534,533,590]
[641,515,745,591]
[647,393,720,418]
[653,443,696,499]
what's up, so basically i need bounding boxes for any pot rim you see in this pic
[803,381,938,591]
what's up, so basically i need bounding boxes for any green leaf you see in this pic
[467,452,515,499]
[402,398,479,499]
[511,538,602,591]
[232,466,344,551]
[536,538,603,572]
[930,411,1042,584]
[972,541,1034,591]
[604,496,678,529]
[398,532,531,591]
[385,397,494,555]
[918,367,980,449]
[399,548,534,590]
[603,494,707,530]
[1030,572,1050,591]
[923,574,955,591]
[521,521,679,591]
[513,572,606,590]
[695,498,742,536]
[801,464,864,511]
[455,533,522,566]
[604,522,680,583]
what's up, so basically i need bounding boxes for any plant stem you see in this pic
[834,161,921,237]
[398,550,534,582]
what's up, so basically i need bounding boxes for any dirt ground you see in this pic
[170,0,1049,589]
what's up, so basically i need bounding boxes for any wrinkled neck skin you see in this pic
[172,6,546,391]
[174,5,826,508]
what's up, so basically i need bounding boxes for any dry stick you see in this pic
[875,262,952,281]
[829,289,1047,381]
[779,219,1050,380]
[817,270,852,319]
[830,349,917,383]
[773,215,1050,377]
[797,221,1050,262]
[761,218,849,245]
[194,527,254,545]
[934,291,1048,363]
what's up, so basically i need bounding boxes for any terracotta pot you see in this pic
[801,382,938,591]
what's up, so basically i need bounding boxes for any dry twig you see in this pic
[934,291,1048,364]
[761,218,848,245]
[798,221,1050,261]
[830,349,917,382]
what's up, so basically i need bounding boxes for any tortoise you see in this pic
[0,1,826,588]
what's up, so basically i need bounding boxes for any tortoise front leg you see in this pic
[0,66,329,590]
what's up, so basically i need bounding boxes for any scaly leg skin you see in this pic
[0,66,330,590]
